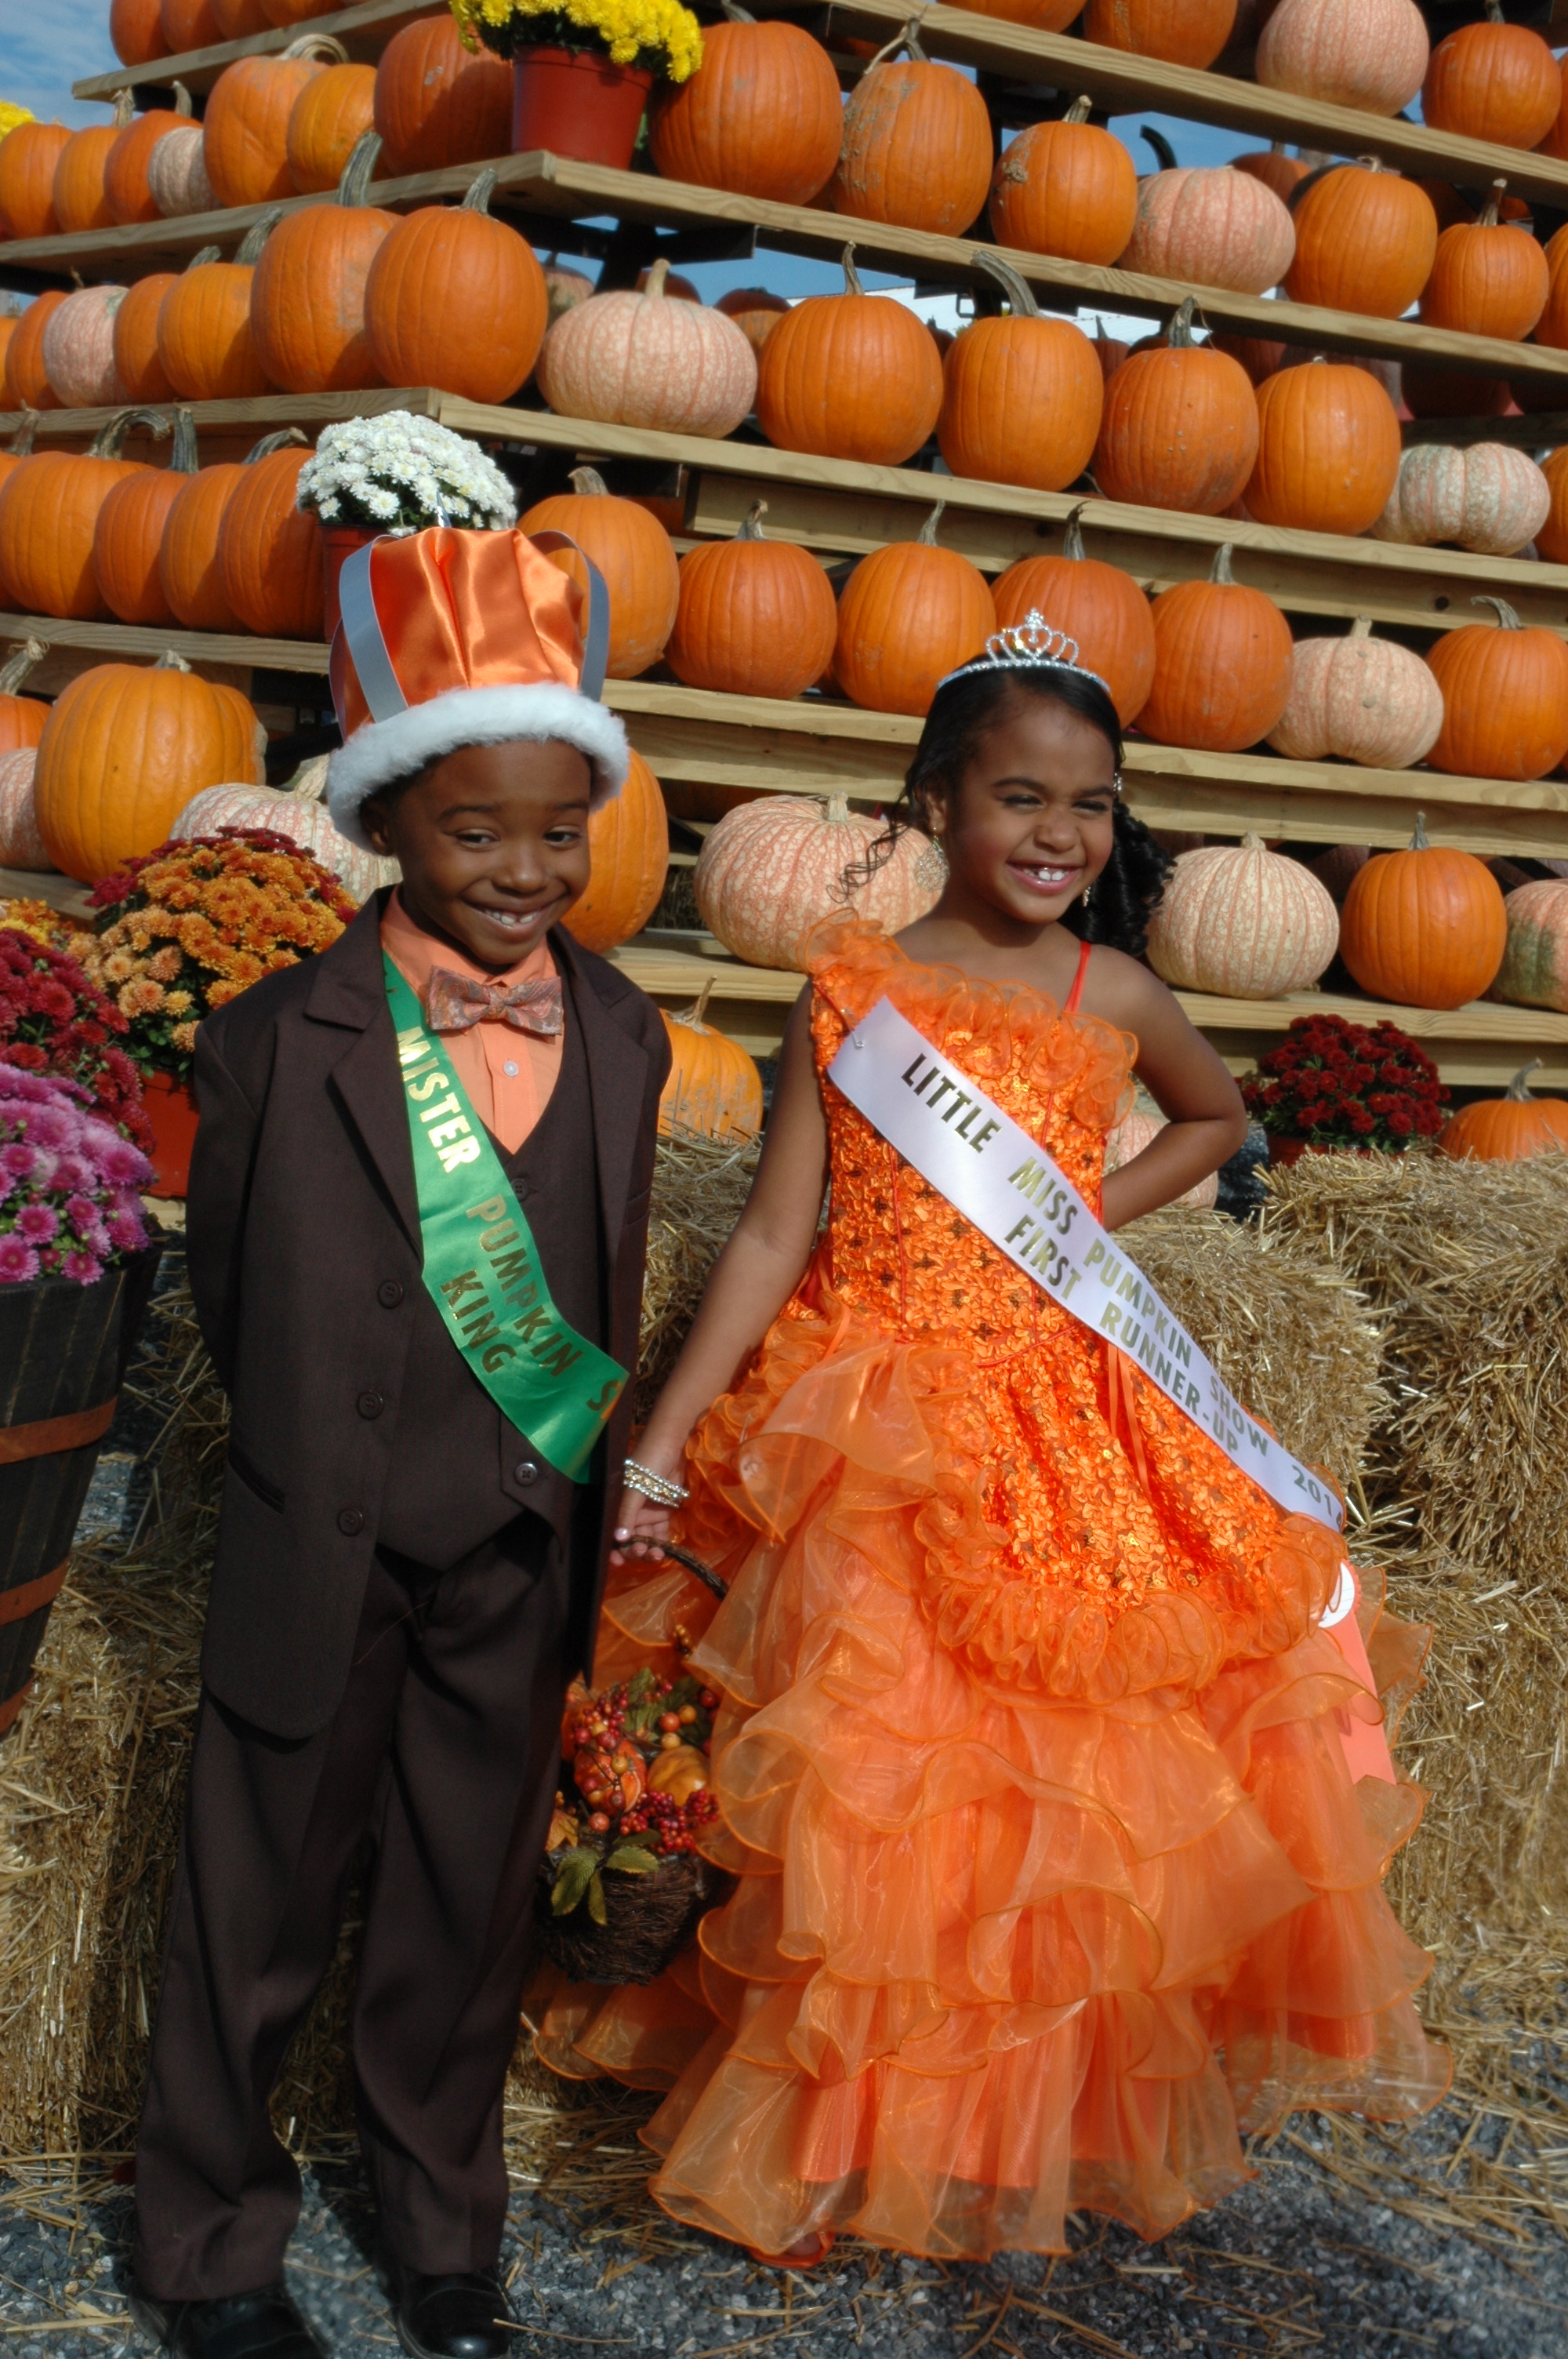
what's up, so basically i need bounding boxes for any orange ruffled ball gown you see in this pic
[536,920,1450,2259]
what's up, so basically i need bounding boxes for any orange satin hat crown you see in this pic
[325,525,629,848]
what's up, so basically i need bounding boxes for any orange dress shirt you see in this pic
[380,889,564,1155]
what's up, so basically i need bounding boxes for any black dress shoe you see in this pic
[388,2266,515,2359]
[129,2284,328,2359]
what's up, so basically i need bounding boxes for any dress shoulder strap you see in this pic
[1064,937,1092,1014]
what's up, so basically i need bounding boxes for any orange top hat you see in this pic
[325,525,630,849]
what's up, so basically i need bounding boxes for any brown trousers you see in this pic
[134,1521,568,2299]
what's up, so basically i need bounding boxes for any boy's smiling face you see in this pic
[360,738,593,972]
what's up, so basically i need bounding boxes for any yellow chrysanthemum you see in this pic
[0,104,34,141]
[449,0,701,78]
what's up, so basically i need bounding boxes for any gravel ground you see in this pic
[3,2101,1566,2359]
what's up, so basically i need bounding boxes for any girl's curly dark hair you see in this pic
[840,665,1173,961]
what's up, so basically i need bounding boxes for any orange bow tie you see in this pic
[425,968,564,1037]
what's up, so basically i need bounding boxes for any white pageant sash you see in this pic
[827,994,1343,1535]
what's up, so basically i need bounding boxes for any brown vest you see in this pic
[375,978,605,1568]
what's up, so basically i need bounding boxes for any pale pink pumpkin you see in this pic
[147,122,216,216]
[1105,1106,1219,1209]
[1256,0,1428,114]
[694,791,940,969]
[42,285,129,407]
[535,256,757,440]
[1374,442,1550,556]
[1118,167,1295,296]
[0,747,53,871]
[1146,833,1339,998]
[1268,616,1446,769]
[1490,878,1568,1012]
[173,754,399,902]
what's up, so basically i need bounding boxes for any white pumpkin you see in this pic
[0,747,54,872]
[172,756,400,904]
[1255,0,1429,117]
[536,256,757,442]
[1105,1106,1220,1210]
[694,791,940,969]
[1118,168,1295,298]
[147,122,216,218]
[1268,616,1445,769]
[41,285,128,409]
[1373,442,1551,557]
[1147,834,1339,998]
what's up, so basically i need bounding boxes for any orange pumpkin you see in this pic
[1401,365,1512,420]
[835,502,996,718]
[249,131,396,394]
[937,252,1102,496]
[988,95,1138,269]
[0,638,49,755]
[992,508,1156,727]
[213,0,273,31]
[1439,1063,1568,1161]
[216,439,323,640]
[1093,296,1259,518]
[1423,1,1560,151]
[0,409,158,623]
[160,426,307,633]
[1530,218,1568,354]
[1083,0,1236,66]
[659,983,764,1139]
[756,244,944,469]
[112,271,180,404]
[648,9,842,206]
[1284,158,1437,320]
[94,404,201,627]
[2,293,66,413]
[286,59,376,193]
[202,33,342,209]
[561,747,668,954]
[647,1743,710,1801]
[161,0,223,43]
[713,286,790,355]
[1138,543,1294,754]
[111,0,171,64]
[156,216,278,402]
[52,93,135,236]
[1339,811,1507,1010]
[519,466,680,681]
[34,649,265,886]
[0,122,71,239]
[1425,596,1568,782]
[830,24,993,238]
[1232,142,1310,205]
[666,499,838,700]
[573,1740,644,1815]
[263,0,342,20]
[372,13,513,176]
[1207,333,1286,383]
[365,166,548,404]
[1421,178,1549,342]
[1245,357,1401,537]
[103,91,194,225]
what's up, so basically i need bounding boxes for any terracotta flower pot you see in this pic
[512,47,652,169]
[321,522,377,642]
[143,1070,200,1198]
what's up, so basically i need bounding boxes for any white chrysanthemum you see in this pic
[296,411,518,532]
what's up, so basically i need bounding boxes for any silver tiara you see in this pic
[936,610,1112,699]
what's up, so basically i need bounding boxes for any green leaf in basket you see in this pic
[626,1668,657,1703]
[550,1850,597,1917]
[605,1841,660,1875]
[587,1869,608,1926]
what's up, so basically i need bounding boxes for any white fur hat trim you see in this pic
[326,682,630,850]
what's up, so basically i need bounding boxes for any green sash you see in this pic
[384,955,626,1482]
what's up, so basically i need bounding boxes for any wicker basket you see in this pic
[534,1848,731,1985]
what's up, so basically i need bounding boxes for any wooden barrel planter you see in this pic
[0,1243,165,1736]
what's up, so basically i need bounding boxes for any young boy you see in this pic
[132,528,671,2359]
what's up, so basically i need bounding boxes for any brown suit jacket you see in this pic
[186,893,670,1740]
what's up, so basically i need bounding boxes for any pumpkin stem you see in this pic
[737,500,768,540]
[568,464,610,496]
[1472,594,1523,630]
[1210,542,1236,585]
[1505,1060,1541,1100]
[1240,832,1266,852]
[173,80,192,117]
[1141,125,1178,173]
[825,792,851,823]
[1062,503,1088,562]
[1411,809,1430,850]
[1167,295,1200,348]
[1483,0,1504,20]
[235,208,282,266]
[112,88,135,128]
[678,980,715,1029]
[840,243,863,298]
[0,638,47,699]
[90,406,172,461]
[245,427,308,463]
[1355,153,1385,174]
[972,246,1040,319]
[866,8,929,69]
[1065,95,1094,125]
[917,501,946,547]
[186,243,222,270]
[338,129,383,207]
[1477,177,1506,231]
[154,650,193,673]
[719,0,757,17]
[169,405,199,474]
[462,166,499,216]
[5,413,38,459]
[285,32,349,62]
[644,256,671,300]
[1349,614,1374,640]
[287,754,331,805]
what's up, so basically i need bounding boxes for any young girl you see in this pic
[584,623,1447,2263]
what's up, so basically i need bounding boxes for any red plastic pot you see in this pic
[511,47,652,169]
[321,522,377,642]
[142,1070,200,1199]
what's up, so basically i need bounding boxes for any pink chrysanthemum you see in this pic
[0,1235,40,1282]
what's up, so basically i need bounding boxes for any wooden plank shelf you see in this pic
[1404,413,1568,452]
[4,149,1568,393]
[608,935,1568,1086]
[71,0,1568,218]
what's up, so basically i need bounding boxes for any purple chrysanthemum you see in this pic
[15,1204,57,1244]
[0,1234,40,1282]
[107,1208,148,1254]
[60,1249,102,1285]
[0,1143,34,1179]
